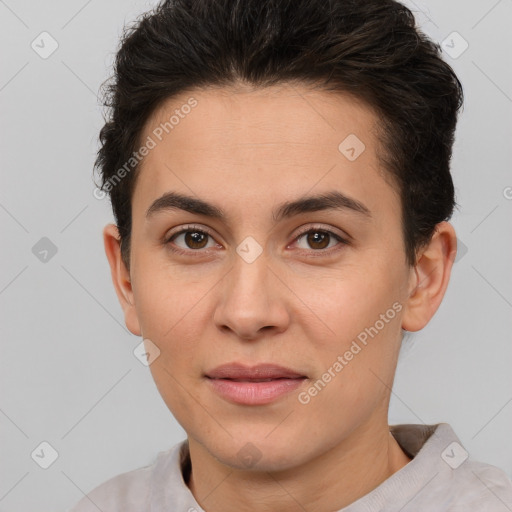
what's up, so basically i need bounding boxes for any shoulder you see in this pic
[65,445,179,512]
[444,458,512,511]
[381,423,512,511]
[66,462,153,512]
[414,423,512,510]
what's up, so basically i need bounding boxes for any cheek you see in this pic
[131,284,213,409]
[303,304,403,421]
[292,262,401,344]
[131,248,212,337]
[295,263,405,408]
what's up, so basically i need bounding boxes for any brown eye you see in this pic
[293,227,348,254]
[183,231,209,249]
[305,231,330,250]
[167,228,217,252]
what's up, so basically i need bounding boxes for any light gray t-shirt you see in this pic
[67,423,512,511]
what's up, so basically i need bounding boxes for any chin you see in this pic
[201,430,311,472]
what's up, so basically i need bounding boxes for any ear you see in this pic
[402,221,458,332]
[103,224,141,336]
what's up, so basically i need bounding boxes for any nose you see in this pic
[213,247,290,341]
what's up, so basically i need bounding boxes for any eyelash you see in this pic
[164,224,349,258]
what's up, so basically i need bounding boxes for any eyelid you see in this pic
[291,223,350,243]
[164,223,350,256]
[164,224,219,249]
[287,223,350,256]
[165,223,214,241]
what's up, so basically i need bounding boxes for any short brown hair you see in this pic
[95,0,464,268]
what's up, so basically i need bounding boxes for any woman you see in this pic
[70,0,512,510]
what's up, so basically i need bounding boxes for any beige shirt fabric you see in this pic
[67,423,512,511]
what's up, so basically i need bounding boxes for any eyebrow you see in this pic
[146,190,372,222]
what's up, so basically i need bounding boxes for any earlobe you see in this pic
[103,224,141,336]
[401,221,457,332]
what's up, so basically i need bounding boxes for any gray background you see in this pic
[1,0,511,510]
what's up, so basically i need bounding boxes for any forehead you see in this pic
[132,84,400,224]
[142,83,377,155]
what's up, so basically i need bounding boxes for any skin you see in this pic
[103,83,457,512]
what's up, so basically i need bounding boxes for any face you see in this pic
[113,84,421,471]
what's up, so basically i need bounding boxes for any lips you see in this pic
[205,363,306,380]
[205,363,307,405]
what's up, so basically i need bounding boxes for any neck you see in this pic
[186,421,412,512]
